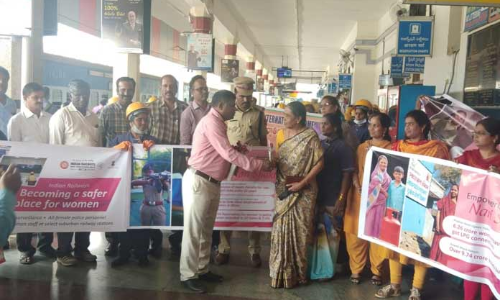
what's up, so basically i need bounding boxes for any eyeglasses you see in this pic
[473,131,490,136]
[194,87,208,92]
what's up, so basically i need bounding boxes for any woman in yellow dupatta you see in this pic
[376,110,450,300]
[270,102,324,289]
[345,113,393,285]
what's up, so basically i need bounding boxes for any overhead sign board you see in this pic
[339,74,352,90]
[464,7,490,32]
[404,56,426,73]
[391,56,404,77]
[327,82,338,94]
[403,0,500,7]
[397,17,434,57]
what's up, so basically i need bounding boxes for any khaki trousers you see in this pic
[218,231,261,255]
[180,169,221,281]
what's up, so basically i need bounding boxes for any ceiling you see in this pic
[222,0,398,78]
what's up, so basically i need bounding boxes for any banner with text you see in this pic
[0,141,131,233]
[130,145,276,231]
[264,108,323,148]
[359,147,500,298]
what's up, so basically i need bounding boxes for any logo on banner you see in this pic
[60,161,69,169]
[410,23,421,35]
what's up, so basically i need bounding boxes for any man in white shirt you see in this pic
[49,79,100,266]
[7,82,55,264]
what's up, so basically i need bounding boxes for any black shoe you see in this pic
[111,257,129,267]
[182,279,207,294]
[105,244,118,257]
[138,257,149,267]
[148,248,162,259]
[199,271,223,283]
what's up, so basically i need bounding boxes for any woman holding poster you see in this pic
[376,110,449,300]
[345,113,392,285]
[270,102,324,289]
[456,117,500,300]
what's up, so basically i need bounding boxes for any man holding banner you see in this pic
[179,90,273,293]
[7,82,55,265]
[49,79,101,267]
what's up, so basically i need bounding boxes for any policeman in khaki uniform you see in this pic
[215,77,267,268]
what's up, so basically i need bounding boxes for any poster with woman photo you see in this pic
[129,144,172,228]
[359,147,500,299]
[102,0,145,53]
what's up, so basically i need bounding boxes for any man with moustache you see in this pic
[7,82,55,264]
[148,75,188,258]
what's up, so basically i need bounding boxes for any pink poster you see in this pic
[359,147,500,298]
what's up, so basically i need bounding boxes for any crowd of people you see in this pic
[0,63,499,300]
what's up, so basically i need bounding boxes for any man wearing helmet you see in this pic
[108,102,156,267]
[349,99,372,144]
[99,77,136,257]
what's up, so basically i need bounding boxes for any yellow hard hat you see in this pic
[147,96,157,103]
[107,96,119,105]
[344,106,354,122]
[354,99,372,111]
[126,102,149,120]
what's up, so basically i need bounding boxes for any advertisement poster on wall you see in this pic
[464,7,490,32]
[102,0,146,53]
[186,33,214,71]
[221,59,239,83]
[1,141,131,233]
[359,147,500,299]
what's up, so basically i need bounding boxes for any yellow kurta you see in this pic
[387,139,450,267]
[344,139,392,275]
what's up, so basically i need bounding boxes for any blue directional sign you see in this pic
[391,56,404,77]
[327,82,338,94]
[397,17,434,56]
[404,56,425,73]
[339,74,352,90]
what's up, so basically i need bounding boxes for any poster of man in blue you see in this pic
[397,17,434,56]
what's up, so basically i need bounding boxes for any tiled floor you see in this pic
[0,232,464,300]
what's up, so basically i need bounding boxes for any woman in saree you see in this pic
[345,112,392,285]
[376,110,450,300]
[364,155,391,238]
[456,118,500,300]
[270,101,324,289]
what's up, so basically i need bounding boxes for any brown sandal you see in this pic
[350,274,361,284]
[375,284,401,298]
[371,275,382,286]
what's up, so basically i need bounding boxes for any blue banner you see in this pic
[339,74,352,90]
[397,18,433,56]
[404,56,425,73]
[391,56,404,77]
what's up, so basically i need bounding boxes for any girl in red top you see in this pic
[456,117,500,300]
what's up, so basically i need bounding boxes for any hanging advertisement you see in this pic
[221,59,239,83]
[397,17,434,56]
[102,0,146,53]
[186,33,214,71]
[360,147,500,299]
[489,7,500,22]
[0,141,131,233]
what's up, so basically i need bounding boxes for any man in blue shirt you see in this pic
[386,166,406,213]
[0,165,21,249]
[109,102,156,267]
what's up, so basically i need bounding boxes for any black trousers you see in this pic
[56,232,90,257]
[105,232,120,247]
[16,232,54,256]
[118,229,149,259]
[149,229,163,251]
